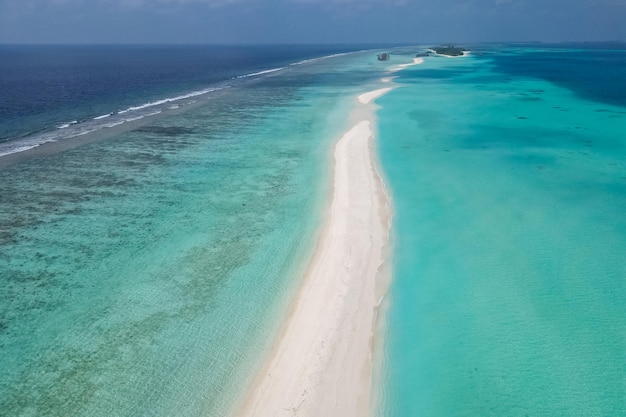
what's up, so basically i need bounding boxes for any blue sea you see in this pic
[377,44,626,416]
[1,43,625,416]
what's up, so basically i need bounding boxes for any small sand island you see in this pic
[234,87,392,417]
[428,45,468,57]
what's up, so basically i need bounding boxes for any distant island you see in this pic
[428,45,467,57]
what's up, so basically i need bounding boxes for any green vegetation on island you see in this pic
[429,45,467,57]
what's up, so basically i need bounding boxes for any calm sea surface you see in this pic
[378,44,626,416]
[0,45,386,416]
[1,43,625,416]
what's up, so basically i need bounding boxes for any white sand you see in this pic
[234,90,392,417]
[381,76,396,83]
[358,88,393,104]
[389,57,424,72]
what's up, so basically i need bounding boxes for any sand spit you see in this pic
[389,57,424,72]
[234,88,392,417]
[358,88,393,104]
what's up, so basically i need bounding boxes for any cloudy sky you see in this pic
[1,0,625,44]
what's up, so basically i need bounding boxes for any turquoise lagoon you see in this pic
[2,44,625,417]
[377,46,626,416]
[0,50,387,416]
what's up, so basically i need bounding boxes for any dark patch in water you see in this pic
[457,123,604,154]
[518,116,528,120]
[463,75,510,85]
[407,109,445,130]
[508,153,558,167]
[490,49,626,108]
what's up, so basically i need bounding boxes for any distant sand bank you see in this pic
[234,88,392,417]
[358,88,393,104]
[389,57,424,72]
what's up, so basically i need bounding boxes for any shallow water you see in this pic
[0,48,387,417]
[377,45,626,416]
[5,43,623,416]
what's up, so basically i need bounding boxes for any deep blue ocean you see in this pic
[1,43,625,416]
[0,45,370,155]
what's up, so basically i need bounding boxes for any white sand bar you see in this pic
[358,87,392,104]
[389,57,424,72]
[235,92,391,417]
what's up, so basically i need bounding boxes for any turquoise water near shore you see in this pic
[0,50,385,416]
[4,43,625,416]
[377,47,626,415]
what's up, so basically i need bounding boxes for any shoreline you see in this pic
[389,57,425,72]
[232,86,394,417]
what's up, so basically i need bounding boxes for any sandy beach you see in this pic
[234,88,392,417]
[389,57,424,72]
[358,88,393,104]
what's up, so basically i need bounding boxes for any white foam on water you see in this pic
[290,52,357,66]
[0,68,243,159]
[124,115,145,123]
[117,87,224,114]
[235,67,284,79]
[0,143,41,157]
[0,134,61,157]
[57,121,78,129]
[70,128,99,137]
[103,121,126,128]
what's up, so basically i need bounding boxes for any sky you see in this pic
[0,0,625,44]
